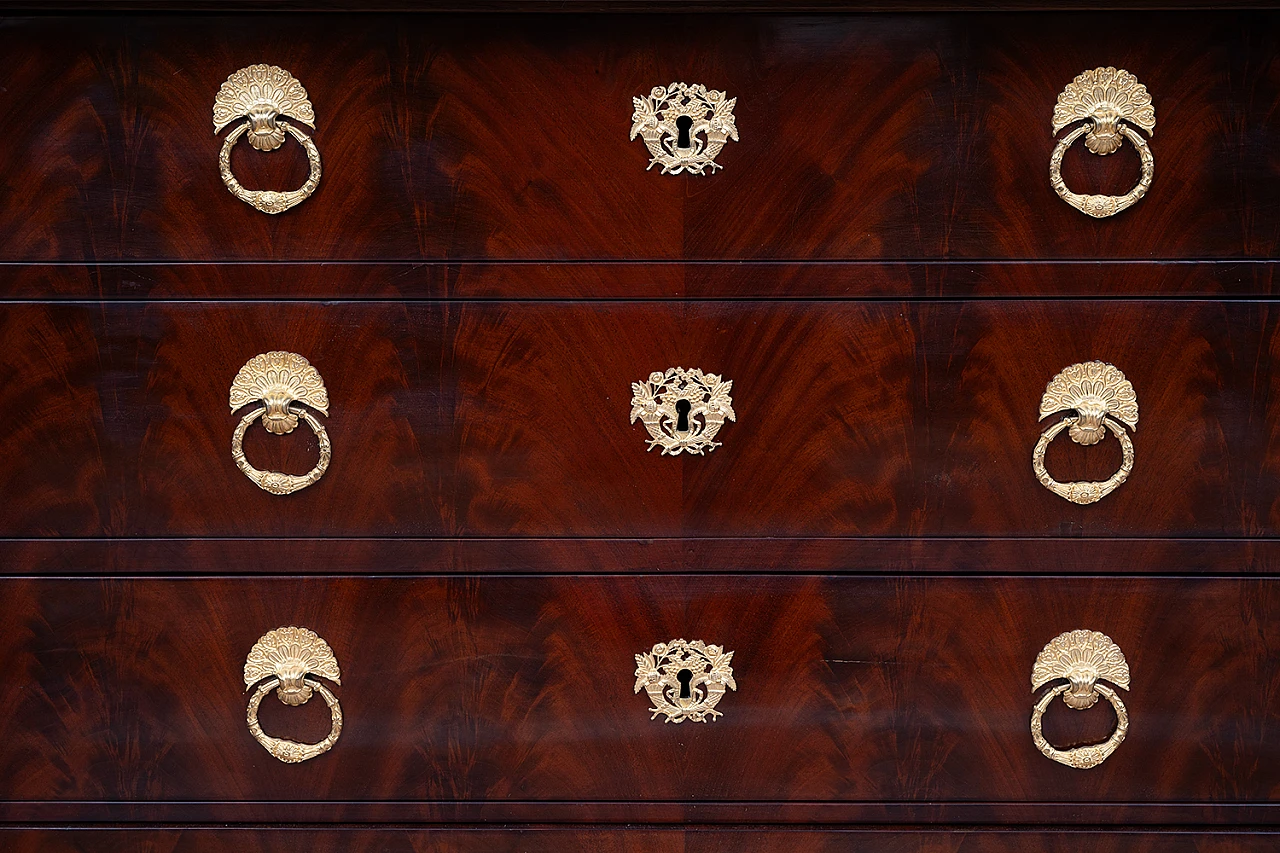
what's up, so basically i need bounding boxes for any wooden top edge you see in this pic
[0,1,1276,11]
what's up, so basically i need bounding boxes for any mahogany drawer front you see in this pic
[1,575,1277,823]
[2,13,1279,263]
[4,298,1280,540]
[1,829,1276,853]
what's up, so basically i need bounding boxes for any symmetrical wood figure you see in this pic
[0,575,1276,824]
[0,3,1276,850]
[1,300,1279,539]
[0,14,1279,261]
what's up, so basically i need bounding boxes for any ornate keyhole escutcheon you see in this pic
[1049,67,1155,218]
[1032,361,1137,505]
[630,83,739,175]
[635,639,737,724]
[630,368,736,456]
[244,626,343,764]
[1030,630,1130,769]
[230,351,332,495]
[213,64,321,214]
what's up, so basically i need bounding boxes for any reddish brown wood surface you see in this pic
[2,12,1279,261]
[2,828,1278,853]
[0,576,1277,822]
[7,262,1280,299]
[2,298,1278,539]
[5,1,1278,9]
[10,537,1280,576]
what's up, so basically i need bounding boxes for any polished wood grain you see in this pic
[7,261,1280,299]
[2,12,1279,261]
[0,576,1277,823]
[9,536,1280,575]
[7,1,1279,9]
[1,298,1277,538]
[3,828,1278,853]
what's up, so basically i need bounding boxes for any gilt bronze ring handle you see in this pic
[1030,629,1131,769]
[213,64,321,214]
[244,627,343,764]
[229,351,331,496]
[1031,361,1138,505]
[1049,67,1155,219]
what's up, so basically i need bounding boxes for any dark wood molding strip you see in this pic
[5,262,1280,300]
[7,537,1280,575]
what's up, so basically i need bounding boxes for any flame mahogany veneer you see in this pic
[1,13,1280,262]
[0,576,1279,825]
[1,829,1278,853]
[2,5,1278,848]
[2,297,1280,538]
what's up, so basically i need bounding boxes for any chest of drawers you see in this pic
[2,3,1280,851]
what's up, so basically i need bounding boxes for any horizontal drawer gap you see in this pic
[8,535,1280,543]
[3,823,1276,834]
[4,572,1279,580]
[6,259,1280,267]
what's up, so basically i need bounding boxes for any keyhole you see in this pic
[675,115,693,149]
[677,669,694,699]
[675,399,691,433]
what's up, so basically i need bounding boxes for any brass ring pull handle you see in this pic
[1032,361,1138,505]
[244,627,343,764]
[229,352,331,495]
[634,639,737,723]
[1049,67,1155,218]
[630,83,739,175]
[1030,630,1130,769]
[213,64,321,214]
[1032,415,1134,505]
[630,367,736,456]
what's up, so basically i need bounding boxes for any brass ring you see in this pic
[244,626,343,764]
[1031,681,1129,770]
[219,120,322,215]
[1049,123,1153,219]
[231,404,331,496]
[229,351,331,496]
[246,676,343,764]
[1032,415,1134,505]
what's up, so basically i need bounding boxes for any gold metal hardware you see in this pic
[213,65,321,214]
[1030,629,1130,769]
[230,351,331,495]
[244,626,343,763]
[1032,361,1137,505]
[630,367,736,456]
[1049,67,1155,218]
[630,83,738,175]
[634,639,736,723]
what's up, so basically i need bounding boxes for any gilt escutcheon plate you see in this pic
[634,639,737,723]
[630,83,739,175]
[630,367,736,456]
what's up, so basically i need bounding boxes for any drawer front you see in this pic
[1,13,1278,262]
[0,829,1275,853]
[1,576,1277,823]
[3,299,1277,540]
